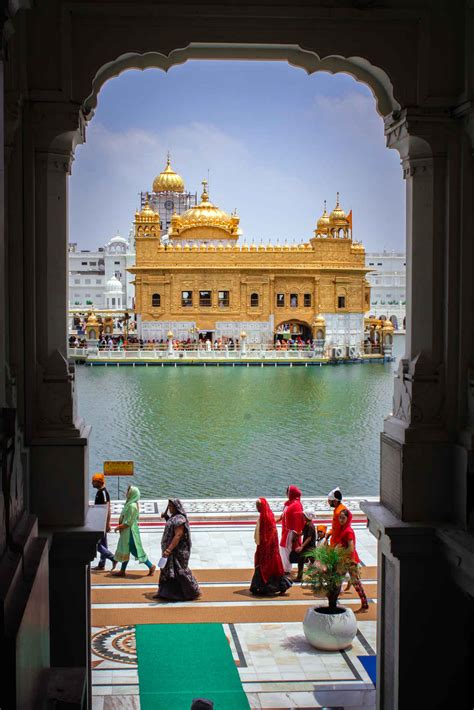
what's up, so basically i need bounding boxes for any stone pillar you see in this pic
[363,109,474,709]
[27,103,91,527]
[48,506,107,709]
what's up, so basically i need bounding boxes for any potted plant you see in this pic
[301,545,357,651]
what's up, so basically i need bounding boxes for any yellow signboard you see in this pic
[104,461,134,476]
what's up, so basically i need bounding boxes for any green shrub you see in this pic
[303,545,352,611]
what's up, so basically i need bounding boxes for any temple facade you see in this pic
[130,166,370,351]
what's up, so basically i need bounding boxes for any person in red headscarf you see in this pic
[337,508,369,613]
[250,498,292,596]
[276,485,304,574]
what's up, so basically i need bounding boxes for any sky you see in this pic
[69,61,405,252]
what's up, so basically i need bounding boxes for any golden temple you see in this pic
[130,159,371,349]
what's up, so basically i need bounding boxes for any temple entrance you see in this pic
[274,320,313,343]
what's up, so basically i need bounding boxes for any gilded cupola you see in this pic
[315,200,330,237]
[168,180,242,242]
[329,193,350,237]
[152,154,185,193]
[134,195,160,240]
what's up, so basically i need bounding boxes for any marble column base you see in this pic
[361,501,473,710]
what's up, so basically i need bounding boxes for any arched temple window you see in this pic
[250,293,259,307]
[152,293,161,307]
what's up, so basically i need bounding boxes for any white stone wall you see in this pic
[324,313,365,350]
[215,320,273,343]
[140,320,195,341]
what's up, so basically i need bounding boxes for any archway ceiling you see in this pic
[84,44,400,118]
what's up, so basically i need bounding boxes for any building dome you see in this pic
[329,193,349,227]
[135,196,160,224]
[168,181,241,241]
[313,313,326,328]
[105,275,122,293]
[316,201,330,232]
[109,234,127,245]
[86,310,99,326]
[152,155,185,193]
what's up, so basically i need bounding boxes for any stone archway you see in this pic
[3,4,474,709]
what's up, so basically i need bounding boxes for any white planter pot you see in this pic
[303,605,357,651]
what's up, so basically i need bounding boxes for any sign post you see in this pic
[103,460,134,500]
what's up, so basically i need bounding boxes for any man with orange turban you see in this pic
[92,473,116,571]
[326,487,348,547]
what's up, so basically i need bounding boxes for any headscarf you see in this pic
[303,509,315,521]
[338,508,360,563]
[119,485,141,526]
[255,498,285,583]
[280,485,304,547]
[166,498,192,547]
[327,486,342,502]
[317,524,327,535]
[92,473,105,485]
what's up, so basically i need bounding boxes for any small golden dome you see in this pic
[183,243,190,252]
[383,319,394,330]
[86,310,99,326]
[313,313,326,327]
[316,201,330,231]
[152,155,185,193]
[329,192,349,226]
[135,195,160,223]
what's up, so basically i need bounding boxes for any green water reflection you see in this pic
[77,336,404,499]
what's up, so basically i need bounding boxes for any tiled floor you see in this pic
[91,498,378,709]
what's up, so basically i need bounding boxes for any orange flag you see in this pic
[347,210,353,231]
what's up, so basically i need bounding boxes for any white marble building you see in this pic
[365,251,406,329]
[68,233,135,310]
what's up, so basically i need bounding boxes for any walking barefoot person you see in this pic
[92,473,117,571]
[155,499,200,601]
[114,486,155,578]
[250,498,292,596]
[337,508,369,614]
[326,487,347,547]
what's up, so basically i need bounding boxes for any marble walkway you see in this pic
[91,498,377,709]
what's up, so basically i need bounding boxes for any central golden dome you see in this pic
[168,181,241,241]
[152,155,185,193]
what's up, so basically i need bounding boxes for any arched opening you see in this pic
[250,292,259,307]
[5,8,472,709]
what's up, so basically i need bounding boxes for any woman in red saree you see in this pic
[278,485,304,573]
[250,498,292,596]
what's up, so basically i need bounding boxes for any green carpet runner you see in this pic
[136,623,250,709]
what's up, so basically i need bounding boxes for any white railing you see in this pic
[67,343,390,361]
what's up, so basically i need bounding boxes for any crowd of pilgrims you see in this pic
[69,335,317,351]
[92,478,368,612]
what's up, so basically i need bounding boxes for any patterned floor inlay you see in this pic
[92,625,137,665]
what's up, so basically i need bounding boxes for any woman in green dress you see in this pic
[114,485,155,577]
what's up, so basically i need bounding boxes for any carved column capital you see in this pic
[386,350,447,443]
[31,100,86,172]
[35,350,84,438]
[384,108,458,166]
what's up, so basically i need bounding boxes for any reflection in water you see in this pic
[77,336,404,499]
